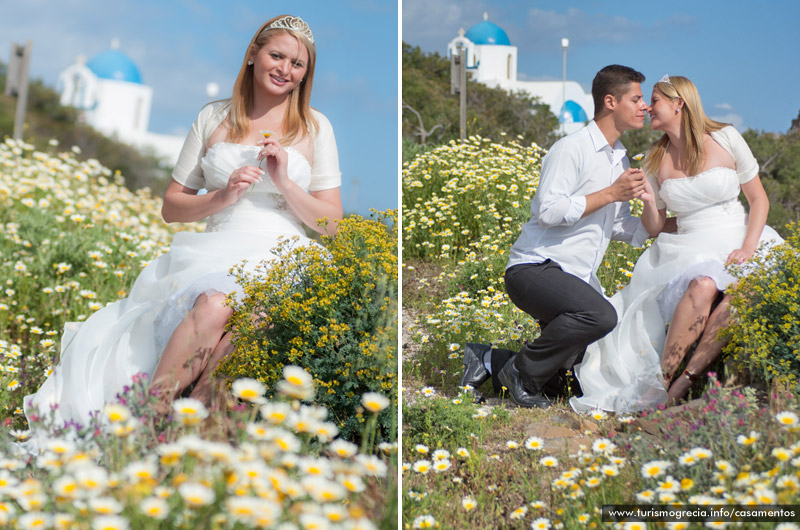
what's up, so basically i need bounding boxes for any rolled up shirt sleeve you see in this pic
[535,141,587,227]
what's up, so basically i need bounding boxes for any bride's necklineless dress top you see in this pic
[23,142,319,438]
[571,145,782,413]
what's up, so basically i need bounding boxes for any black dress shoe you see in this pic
[458,343,491,403]
[459,343,491,389]
[496,358,551,409]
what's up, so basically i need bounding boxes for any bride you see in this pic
[23,15,343,431]
[570,75,781,413]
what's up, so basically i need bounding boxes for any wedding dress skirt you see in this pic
[570,168,782,413]
[23,143,314,433]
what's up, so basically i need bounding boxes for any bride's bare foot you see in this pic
[666,369,696,406]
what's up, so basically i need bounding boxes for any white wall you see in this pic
[85,79,152,139]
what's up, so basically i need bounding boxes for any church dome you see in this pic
[87,48,143,84]
[465,18,510,46]
[560,100,589,124]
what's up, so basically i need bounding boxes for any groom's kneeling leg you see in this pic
[505,261,616,394]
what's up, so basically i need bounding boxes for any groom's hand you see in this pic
[611,168,646,202]
[583,168,646,218]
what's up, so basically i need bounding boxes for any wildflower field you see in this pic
[0,138,397,529]
[402,136,800,529]
[0,138,185,417]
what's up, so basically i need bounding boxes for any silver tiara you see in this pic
[266,16,314,44]
[658,74,672,85]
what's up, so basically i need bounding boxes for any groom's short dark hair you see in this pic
[592,65,645,116]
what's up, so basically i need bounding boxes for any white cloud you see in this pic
[402,0,486,51]
[710,112,745,131]
[521,8,644,48]
[715,103,733,111]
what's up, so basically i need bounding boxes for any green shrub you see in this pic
[217,211,398,443]
[723,221,800,388]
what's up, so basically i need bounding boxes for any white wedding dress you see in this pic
[23,143,316,432]
[570,166,782,413]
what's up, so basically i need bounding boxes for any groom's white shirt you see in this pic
[507,120,649,294]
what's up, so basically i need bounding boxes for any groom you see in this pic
[461,65,658,407]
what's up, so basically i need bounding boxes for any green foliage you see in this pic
[0,61,171,194]
[597,240,646,297]
[402,43,560,148]
[743,127,800,234]
[218,212,398,443]
[403,393,510,450]
[620,120,663,160]
[722,221,800,388]
[402,135,434,163]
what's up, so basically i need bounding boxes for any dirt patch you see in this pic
[401,259,446,313]
[519,413,601,454]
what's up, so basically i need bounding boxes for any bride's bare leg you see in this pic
[149,292,233,408]
[666,295,731,404]
[660,277,719,387]
[187,331,235,408]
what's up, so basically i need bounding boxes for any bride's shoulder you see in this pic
[709,125,747,149]
[198,100,231,121]
[194,100,232,147]
[309,108,334,136]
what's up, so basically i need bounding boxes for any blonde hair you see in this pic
[643,76,728,177]
[227,15,318,145]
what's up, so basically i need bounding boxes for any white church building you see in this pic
[57,40,184,164]
[447,14,593,135]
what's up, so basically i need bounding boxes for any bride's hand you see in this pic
[639,174,656,204]
[258,137,290,190]
[726,248,753,265]
[221,165,263,205]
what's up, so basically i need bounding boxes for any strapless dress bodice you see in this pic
[659,167,744,234]
[201,142,312,192]
[659,166,739,214]
[199,143,310,235]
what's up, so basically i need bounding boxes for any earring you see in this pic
[675,108,680,114]
[248,60,253,66]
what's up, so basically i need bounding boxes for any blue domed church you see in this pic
[57,39,184,163]
[447,13,593,135]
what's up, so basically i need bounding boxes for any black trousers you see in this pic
[493,260,617,395]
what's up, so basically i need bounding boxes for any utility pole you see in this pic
[561,38,569,136]
[5,41,33,140]
[450,47,467,141]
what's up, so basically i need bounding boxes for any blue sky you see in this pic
[403,0,800,134]
[1,0,398,217]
